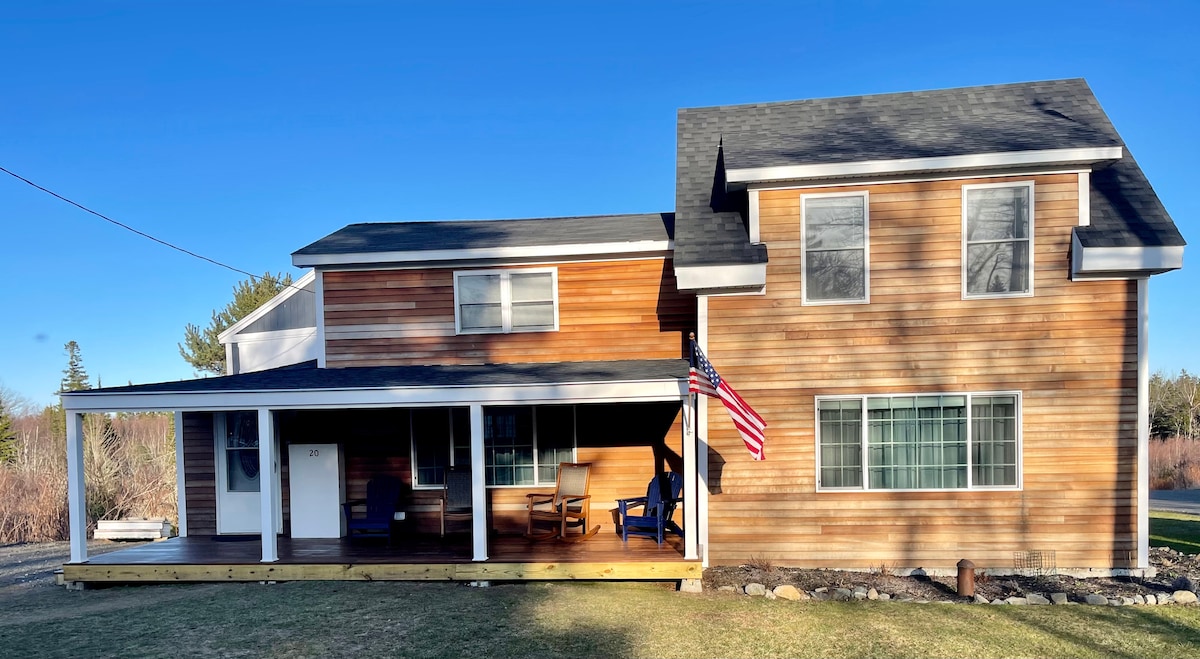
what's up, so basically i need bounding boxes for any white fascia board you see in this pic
[725,147,1124,184]
[675,262,767,291]
[292,240,673,268]
[1072,233,1184,276]
[225,327,318,344]
[60,379,689,413]
[218,270,316,343]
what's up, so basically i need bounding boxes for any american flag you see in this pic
[689,340,767,461]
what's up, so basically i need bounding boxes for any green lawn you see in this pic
[2,578,1199,659]
[1151,511,1200,554]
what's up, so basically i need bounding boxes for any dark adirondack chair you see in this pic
[440,466,473,537]
[343,475,403,542]
[617,471,684,544]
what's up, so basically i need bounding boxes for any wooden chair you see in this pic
[617,471,683,544]
[342,475,403,542]
[525,462,600,542]
[440,466,473,537]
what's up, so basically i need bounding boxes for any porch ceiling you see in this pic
[60,359,691,412]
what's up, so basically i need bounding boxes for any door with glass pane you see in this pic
[215,411,280,534]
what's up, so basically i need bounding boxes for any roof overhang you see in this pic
[674,262,767,291]
[292,241,673,268]
[1071,232,1184,279]
[725,146,1124,185]
[59,361,689,413]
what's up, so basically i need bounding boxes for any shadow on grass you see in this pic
[987,602,1200,657]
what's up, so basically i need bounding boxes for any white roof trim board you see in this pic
[724,147,1124,184]
[218,270,316,343]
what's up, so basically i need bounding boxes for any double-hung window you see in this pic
[484,406,576,487]
[817,393,1020,491]
[411,408,471,488]
[963,182,1034,298]
[801,192,869,304]
[454,268,558,334]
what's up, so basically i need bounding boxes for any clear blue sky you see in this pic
[1,1,1196,408]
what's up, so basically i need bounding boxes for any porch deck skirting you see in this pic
[61,534,700,584]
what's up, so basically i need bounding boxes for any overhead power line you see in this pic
[0,165,310,295]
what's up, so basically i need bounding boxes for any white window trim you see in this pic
[814,391,1024,493]
[453,267,560,335]
[800,191,870,306]
[962,181,1036,300]
[411,408,469,490]
[483,406,577,489]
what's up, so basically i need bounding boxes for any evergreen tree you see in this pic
[0,395,16,464]
[60,341,91,392]
[178,272,294,375]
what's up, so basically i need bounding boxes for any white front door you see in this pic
[215,411,281,534]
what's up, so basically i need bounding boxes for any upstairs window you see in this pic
[454,268,558,334]
[963,182,1034,298]
[802,193,869,304]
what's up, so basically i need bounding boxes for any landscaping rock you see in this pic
[867,587,879,600]
[974,594,989,604]
[1051,593,1068,605]
[814,587,828,593]
[1026,594,1049,605]
[1085,594,1109,606]
[744,583,767,597]
[1145,594,1157,605]
[832,588,854,601]
[1160,592,1175,604]
[764,590,777,600]
[877,593,890,601]
[1173,590,1198,604]
[1005,597,1028,606]
[773,585,807,601]
[990,598,1005,605]
[811,591,830,601]
[1108,598,1123,606]
[1133,594,1145,605]
[717,585,737,593]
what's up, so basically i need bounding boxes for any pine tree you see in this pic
[178,272,294,375]
[0,395,16,464]
[60,341,91,392]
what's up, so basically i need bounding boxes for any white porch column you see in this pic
[682,394,699,561]
[469,404,487,561]
[173,411,187,537]
[258,408,278,563]
[66,411,87,564]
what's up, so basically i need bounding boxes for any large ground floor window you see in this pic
[411,405,577,488]
[816,392,1020,491]
[484,406,575,487]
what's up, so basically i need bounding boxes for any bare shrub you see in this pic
[1149,436,1200,490]
[0,409,176,543]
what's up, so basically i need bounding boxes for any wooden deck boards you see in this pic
[64,533,699,583]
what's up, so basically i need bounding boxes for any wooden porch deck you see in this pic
[62,532,699,584]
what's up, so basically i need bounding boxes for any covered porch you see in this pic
[59,359,702,583]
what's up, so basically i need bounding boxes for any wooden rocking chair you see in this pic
[525,462,600,542]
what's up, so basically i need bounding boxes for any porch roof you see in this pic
[60,359,691,412]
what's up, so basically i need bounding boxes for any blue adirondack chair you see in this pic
[617,471,684,544]
[343,475,403,542]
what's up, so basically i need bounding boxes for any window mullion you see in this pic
[965,394,974,489]
[859,396,869,491]
[531,406,539,485]
[500,273,513,333]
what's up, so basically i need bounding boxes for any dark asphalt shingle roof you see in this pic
[63,359,689,395]
[294,213,674,259]
[675,78,1183,268]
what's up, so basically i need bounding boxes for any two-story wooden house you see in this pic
[61,79,1184,585]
